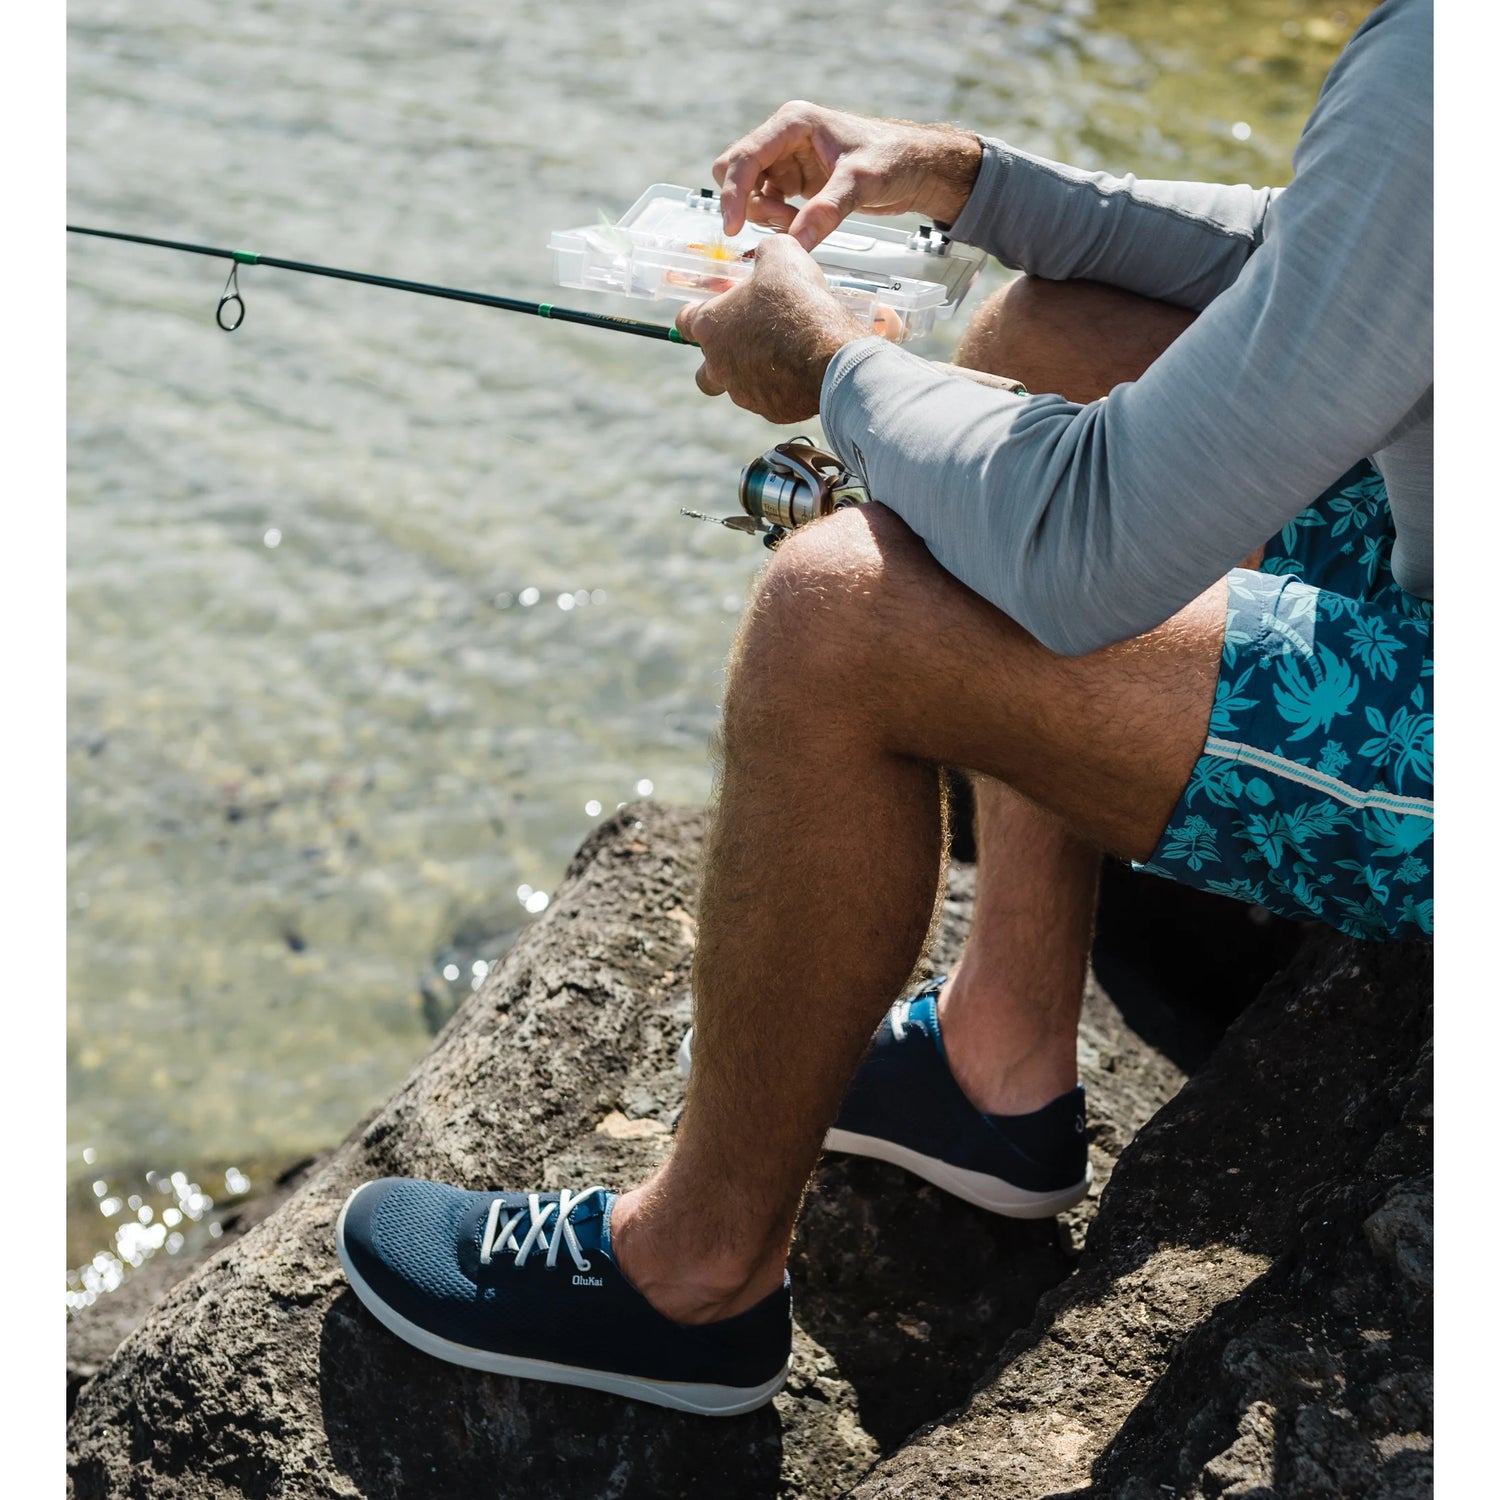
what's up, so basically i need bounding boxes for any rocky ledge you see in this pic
[67,802,1432,1498]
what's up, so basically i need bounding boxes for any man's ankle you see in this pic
[610,1185,788,1326]
[935,973,1079,1117]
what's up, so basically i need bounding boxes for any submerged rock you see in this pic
[66,803,1430,1498]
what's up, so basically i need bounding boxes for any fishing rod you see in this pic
[68,218,1012,550]
[66,224,696,343]
[66,220,842,550]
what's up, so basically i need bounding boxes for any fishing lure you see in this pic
[664,239,752,295]
[550,184,987,345]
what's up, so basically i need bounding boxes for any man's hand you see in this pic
[715,100,982,250]
[674,236,869,425]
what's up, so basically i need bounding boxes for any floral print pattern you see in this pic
[1139,462,1433,941]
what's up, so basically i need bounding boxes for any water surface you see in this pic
[66,0,1370,1290]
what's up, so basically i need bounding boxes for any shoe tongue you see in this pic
[568,1189,612,1256]
[463,1188,614,1270]
[907,993,945,1057]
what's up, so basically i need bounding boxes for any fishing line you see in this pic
[66,225,697,344]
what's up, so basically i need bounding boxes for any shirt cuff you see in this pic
[819,337,909,476]
[821,336,893,406]
[946,138,1013,248]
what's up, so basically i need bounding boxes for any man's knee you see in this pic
[728,504,930,715]
[955,275,1196,400]
[955,275,1081,377]
[963,274,1074,343]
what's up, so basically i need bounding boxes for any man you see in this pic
[335,0,1432,1416]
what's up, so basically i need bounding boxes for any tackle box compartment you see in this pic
[548,183,987,343]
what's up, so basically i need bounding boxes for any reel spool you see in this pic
[680,436,868,547]
[735,437,868,548]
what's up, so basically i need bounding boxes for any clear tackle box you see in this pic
[548,183,987,344]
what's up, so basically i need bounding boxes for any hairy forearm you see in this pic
[905,124,984,226]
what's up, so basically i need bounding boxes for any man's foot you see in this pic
[829,983,1091,1215]
[335,1179,792,1416]
[678,978,1091,1217]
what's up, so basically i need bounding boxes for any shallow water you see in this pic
[66,0,1370,1288]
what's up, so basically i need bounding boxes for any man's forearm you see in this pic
[904,124,984,227]
[948,139,1276,312]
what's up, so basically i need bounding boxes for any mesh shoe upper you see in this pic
[338,1178,792,1389]
[833,990,1088,1193]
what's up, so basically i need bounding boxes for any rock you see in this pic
[65,1155,323,1416]
[851,930,1433,1499]
[594,1109,670,1140]
[66,803,1431,1498]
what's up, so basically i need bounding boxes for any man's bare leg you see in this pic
[937,277,1197,1114]
[610,279,1214,1323]
[959,275,1196,405]
[935,780,1097,1114]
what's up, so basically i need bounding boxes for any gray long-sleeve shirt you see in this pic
[819,0,1433,656]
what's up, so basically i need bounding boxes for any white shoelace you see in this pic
[478,1186,604,1272]
[890,1000,913,1042]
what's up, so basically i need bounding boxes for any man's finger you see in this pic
[749,231,827,290]
[695,362,727,398]
[674,301,699,342]
[714,110,814,235]
[787,158,869,250]
[744,187,796,231]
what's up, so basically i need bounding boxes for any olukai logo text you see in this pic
[572,1274,604,1287]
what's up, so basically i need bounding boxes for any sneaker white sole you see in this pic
[682,1028,1091,1220]
[335,1186,790,1418]
[822,1128,1092,1219]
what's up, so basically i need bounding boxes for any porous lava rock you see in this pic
[66,803,1431,1498]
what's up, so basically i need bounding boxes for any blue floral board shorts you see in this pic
[1136,460,1434,941]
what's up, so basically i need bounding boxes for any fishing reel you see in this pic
[683,436,868,548]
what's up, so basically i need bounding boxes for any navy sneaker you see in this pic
[678,979,1090,1218]
[335,1180,792,1416]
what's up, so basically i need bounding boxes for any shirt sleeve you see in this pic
[820,0,1432,657]
[947,138,1277,312]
